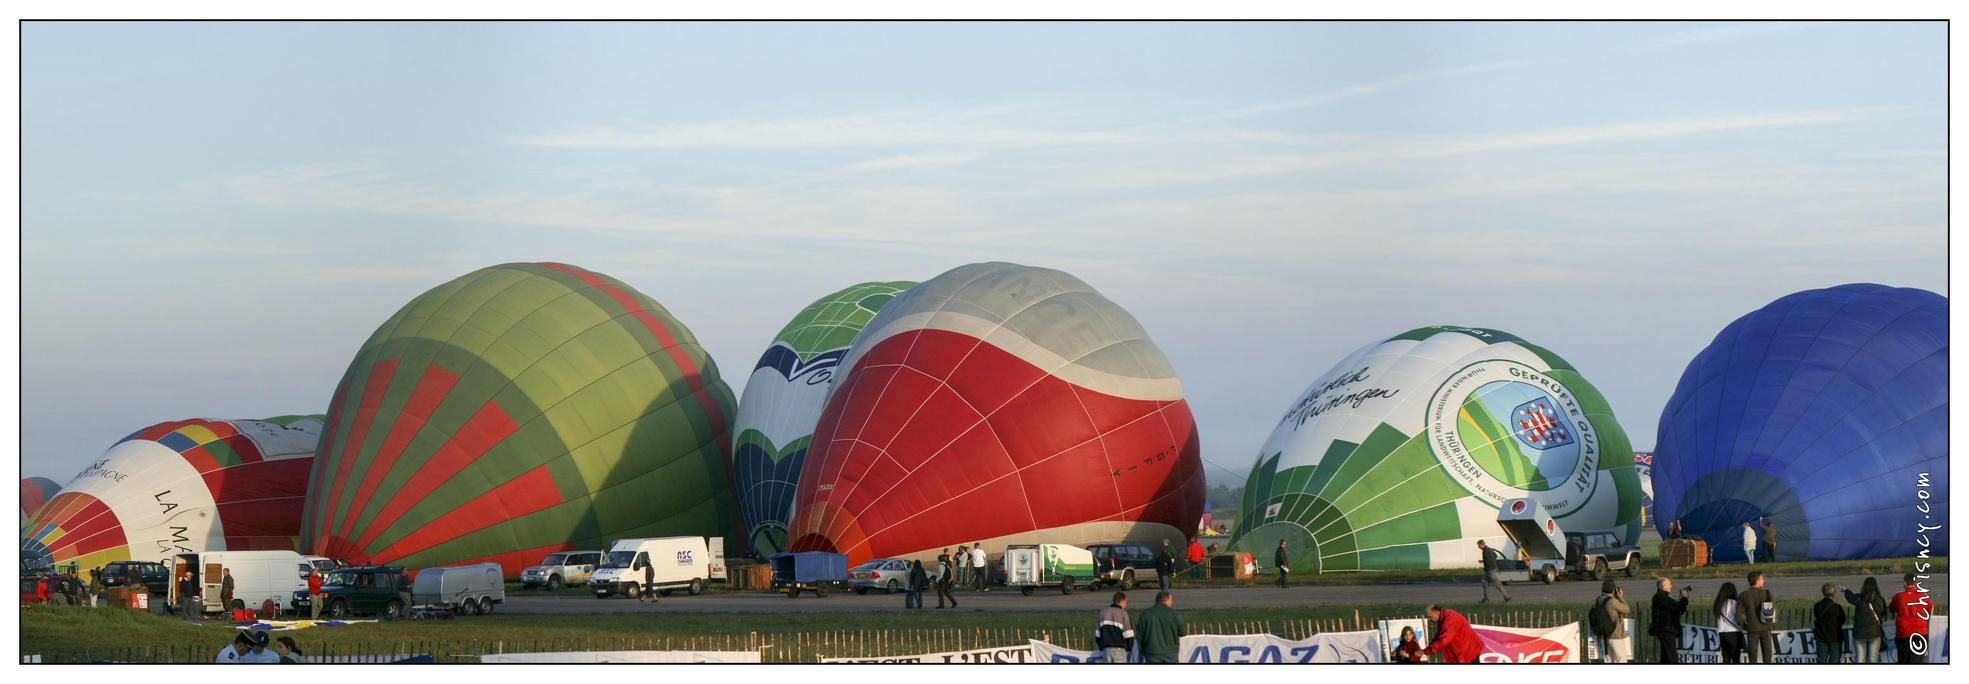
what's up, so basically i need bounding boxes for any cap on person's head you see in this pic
[253,630,270,648]
[1601,579,1617,594]
[234,632,255,646]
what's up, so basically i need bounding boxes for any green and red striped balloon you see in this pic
[300,263,737,576]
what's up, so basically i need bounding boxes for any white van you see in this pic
[169,550,311,614]
[411,562,505,615]
[591,537,713,599]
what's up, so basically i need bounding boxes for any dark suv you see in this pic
[297,566,412,620]
[1564,530,1643,580]
[1086,543,1160,590]
[100,560,171,594]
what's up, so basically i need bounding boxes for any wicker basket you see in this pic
[1659,539,1709,569]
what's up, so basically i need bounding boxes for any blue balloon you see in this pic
[1653,283,1947,562]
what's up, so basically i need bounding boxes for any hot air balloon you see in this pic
[301,262,737,576]
[732,281,914,558]
[1228,326,1642,572]
[20,416,322,571]
[1652,284,1947,562]
[787,262,1206,567]
[1634,453,1655,528]
[21,477,60,523]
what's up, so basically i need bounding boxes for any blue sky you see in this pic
[21,21,1946,486]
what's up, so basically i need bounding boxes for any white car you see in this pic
[849,558,937,594]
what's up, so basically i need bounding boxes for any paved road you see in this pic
[499,573,1947,615]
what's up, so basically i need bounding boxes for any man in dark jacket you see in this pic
[177,571,201,621]
[1737,571,1776,663]
[1812,583,1847,663]
[1096,592,1135,663]
[1155,540,1177,593]
[1274,540,1291,589]
[1649,577,1690,663]
[1477,540,1508,603]
[1759,518,1778,563]
[1136,591,1186,663]
[935,555,957,609]
[220,568,235,610]
[1422,605,1482,663]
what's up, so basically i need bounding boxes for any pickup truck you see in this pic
[1565,530,1643,581]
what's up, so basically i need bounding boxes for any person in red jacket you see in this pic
[1423,604,1482,663]
[306,570,326,620]
[1185,538,1205,577]
[1889,573,1931,664]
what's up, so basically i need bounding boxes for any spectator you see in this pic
[274,636,305,664]
[1095,592,1134,664]
[904,560,926,610]
[1650,577,1690,663]
[1889,573,1930,664]
[1591,579,1633,663]
[970,544,988,592]
[1206,542,1219,555]
[954,546,969,587]
[1737,571,1777,663]
[640,555,658,604]
[1759,518,1778,563]
[220,568,236,611]
[1812,583,1847,663]
[1156,540,1177,593]
[1274,540,1291,590]
[1841,577,1890,663]
[1136,591,1186,663]
[1740,523,1756,565]
[178,571,202,621]
[242,630,281,663]
[1714,581,1744,663]
[306,570,325,620]
[32,576,50,604]
[1390,626,1424,663]
[935,554,957,609]
[1422,604,1480,663]
[1185,538,1205,578]
[216,632,253,663]
[1477,540,1509,603]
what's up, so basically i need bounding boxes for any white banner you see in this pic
[822,645,1035,663]
[1027,632,1385,664]
[1927,615,1948,663]
[482,650,760,663]
[1472,623,1581,663]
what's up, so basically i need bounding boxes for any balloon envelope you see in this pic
[1652,283,1947,561]
[301,262,737,575]
[1229,326,1642,571]
[21,477,60,522]
[787,262,1205,566]
[21,416,322,570]
[732,281,913,558]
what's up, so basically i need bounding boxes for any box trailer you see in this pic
[769,551,848,598]
[411,562,505,615]
[1493,498,1567,584]
[1004,544,1097,596]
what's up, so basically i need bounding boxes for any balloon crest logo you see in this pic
[1425,359,1601,514]
[1510,500,1527,514]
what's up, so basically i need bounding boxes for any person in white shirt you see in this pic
[240,631,281,663]
[1714,582,1745,663]
[1740,523,1757,565]
[216,632,253,663]
[969,545,988,592]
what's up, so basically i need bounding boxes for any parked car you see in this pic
[301,556,338,575]
[1086,542,1159,589]
[299,566,412,620]
[22,576,49,604]
[99,560,171,594]
[849,558,939,594]
[521,550,603,590]
[1565,530,1643,580]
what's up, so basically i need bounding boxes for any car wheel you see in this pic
[688,578,704,596]
[1021,586,1035,597]
[1060,578,1075,596]
[658,589,673,597]
[785,588,800,598]
[384,599,404,620]
[624,584,640,600]
[886,579,901,595]
[1591,559,1607,581]
[327,600,349,619]
[1624,555,1639,577]
[547,576,562,591]
[815,583,831,598]
[854,586,869,595]
[1122,570,1136,590]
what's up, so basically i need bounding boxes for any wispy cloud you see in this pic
[1619,22,1814,55]
[1182,61,1529,124]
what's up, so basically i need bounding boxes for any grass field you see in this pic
[23,593,1946,663]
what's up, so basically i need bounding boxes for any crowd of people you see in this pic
[216,630,306,663]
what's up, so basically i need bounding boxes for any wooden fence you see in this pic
[19,606,1891,663]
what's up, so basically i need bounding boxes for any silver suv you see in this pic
[520,550,603,590]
